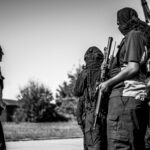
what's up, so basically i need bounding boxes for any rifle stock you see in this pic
[93,37,113,130]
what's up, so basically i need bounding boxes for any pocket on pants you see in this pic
[107,114,129,142]
[107,114,119,131]
[85,128,101,147]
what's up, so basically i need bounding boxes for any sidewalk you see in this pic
[6,138,83,150]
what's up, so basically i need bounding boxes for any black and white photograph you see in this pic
[0,0,150,150]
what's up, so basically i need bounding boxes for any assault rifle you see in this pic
[93,37,114,130]
[141,0,150,23]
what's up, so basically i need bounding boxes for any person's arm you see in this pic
[99,61,139,93]
[76,97,84,125]
[76,97,85,132]
[147,77,150,87]
[99,31,145,92]
[0,86,2,101]
[0,86,6,112]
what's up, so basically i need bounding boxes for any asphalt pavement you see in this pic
[6,138,83,150]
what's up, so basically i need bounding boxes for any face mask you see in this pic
[118,23,131,36]
[118,25,127,35]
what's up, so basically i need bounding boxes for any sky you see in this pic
[0,0,147,99]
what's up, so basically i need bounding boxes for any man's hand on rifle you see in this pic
[97,80,110,94]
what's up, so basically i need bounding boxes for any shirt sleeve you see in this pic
[124,31,145,63]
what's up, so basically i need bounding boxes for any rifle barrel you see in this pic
[141,0,150,23]
[108,41,116,69]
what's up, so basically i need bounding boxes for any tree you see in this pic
[56,97,78,118]
[13,80,68,122]
[56,64,82,98]
[55,64,83,118]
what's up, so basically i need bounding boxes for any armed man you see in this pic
[0,46,6,150]
[74,46,107,150]
[98,7,150,150]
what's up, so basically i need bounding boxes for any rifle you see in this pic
[141,0,150,23]
[93,37,113,130]
[108,41,116,70]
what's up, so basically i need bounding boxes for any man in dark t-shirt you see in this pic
[98,8,149,150]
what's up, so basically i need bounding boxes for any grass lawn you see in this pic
[2,121,83,141]
[2,120,150,148]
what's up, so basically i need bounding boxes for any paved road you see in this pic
[6,138,83,150]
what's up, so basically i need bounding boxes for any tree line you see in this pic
[13,65,82,123]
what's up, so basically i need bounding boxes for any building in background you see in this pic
[0,99,18,122]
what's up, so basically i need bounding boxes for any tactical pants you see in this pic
[84,110,107,150]
[0,122,6,150]
[107,96,148,150]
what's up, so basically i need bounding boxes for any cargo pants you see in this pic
[107,95,148,150]
[84,108,107,150]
